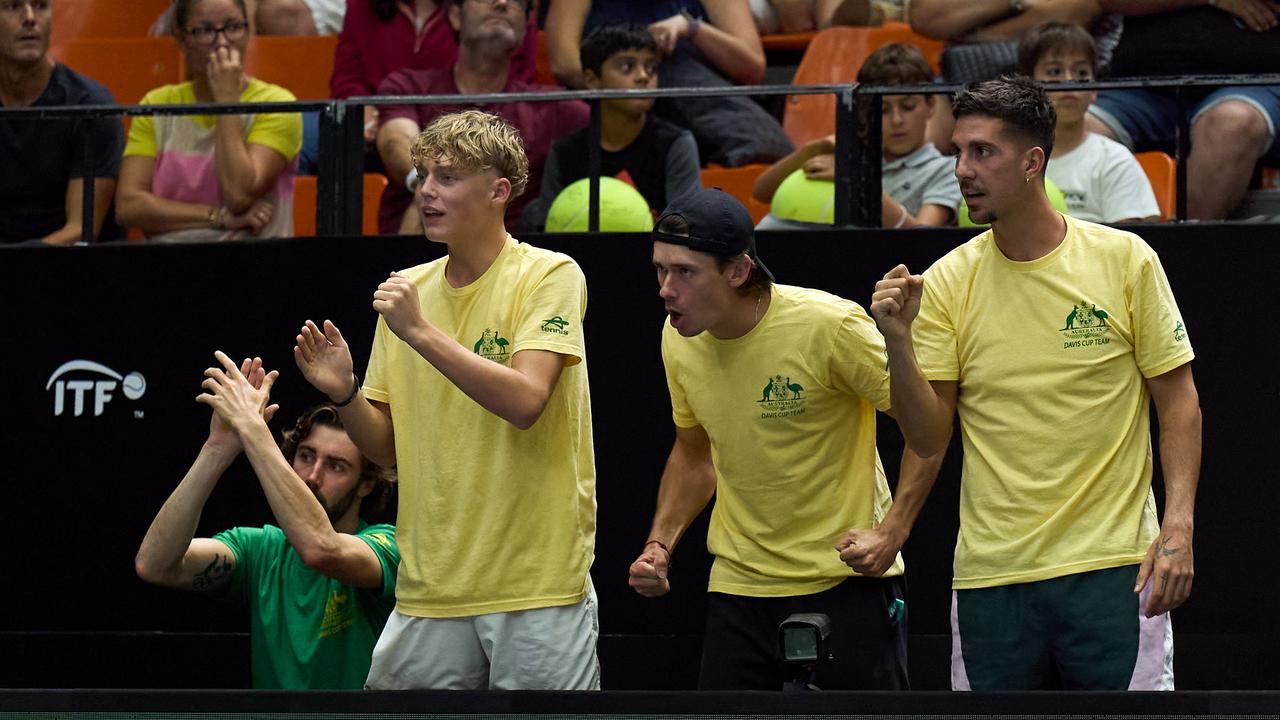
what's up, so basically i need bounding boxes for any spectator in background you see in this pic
[1018,23,1159,223]
[908,0,1117,151]
[154,0,346,36]
[331,0,539,149]
[0,0,122,245]
[375,0,587,235]
[749,0,905,34]
[754,43,960,229]
[546,0,794,168]
[136,355,398,689]
[118,0,303,241]
[521,24,701,231]
[1086,0,1280,219]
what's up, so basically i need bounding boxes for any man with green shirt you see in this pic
[136,353,399,689]
[872,76,1201,690]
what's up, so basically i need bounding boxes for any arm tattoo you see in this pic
[192,554,233,591]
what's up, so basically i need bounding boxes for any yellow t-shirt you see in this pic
[914,216,1194,589]
[662,284,902,597]
[363,235,596,617]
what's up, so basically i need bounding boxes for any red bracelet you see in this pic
[644,539,671,556]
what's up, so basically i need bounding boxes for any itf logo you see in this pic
[46,360,147,417]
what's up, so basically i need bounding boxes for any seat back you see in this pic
[50,0,174,54]
[700,164,772,224]
[52,37,182,105]
[1135,150,1176,220]
[783,23,945,147]
[242,35,339,100]
[293,173,389,236]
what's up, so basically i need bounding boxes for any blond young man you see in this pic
[295,110,599,690]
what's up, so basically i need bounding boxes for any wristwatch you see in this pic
[1009,0,1028,11]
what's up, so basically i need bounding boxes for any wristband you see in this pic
[405,167,422,192]
[645,539,671,556]
[681,10,700,40]
[893,211,908,229]
[332,372,360,407]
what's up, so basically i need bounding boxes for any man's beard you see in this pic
[316,484,362,524]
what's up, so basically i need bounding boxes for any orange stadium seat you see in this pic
[49,0,173,54]
[242,35,339,100]
[701,164,772,224]
[761,31,816,51]
[1135,151,1176,221]
[293,173,389,237]
[52,37,182,105]
[535,30,556,86]
[784,22,946,147]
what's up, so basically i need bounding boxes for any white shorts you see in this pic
[365,579,601,690]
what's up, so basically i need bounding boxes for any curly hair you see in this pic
[411,110,530,200]
[280,404,395,514]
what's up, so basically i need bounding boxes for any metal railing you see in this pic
[4,73,1276,242]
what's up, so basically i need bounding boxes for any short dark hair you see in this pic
[174,0,249,32]
[580,24,659,75]
[857,42,935,86]
[952,75,1057,166]
[281,404,396,515]
[654,214,773,297]
[1017,22,1097,76]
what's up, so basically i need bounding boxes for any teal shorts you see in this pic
[951,565,1174,691]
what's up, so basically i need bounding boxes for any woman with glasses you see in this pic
[118,0,303,241]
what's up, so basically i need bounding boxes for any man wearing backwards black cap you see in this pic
[628,188,938,690]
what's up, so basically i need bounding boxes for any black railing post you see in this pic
[317,101,362,236]
[80,129,94,244]
[846,85,881,227]
[1174,86,1189,221]
[587,100,601,232]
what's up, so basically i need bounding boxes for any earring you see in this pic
[1025,175,1031,183]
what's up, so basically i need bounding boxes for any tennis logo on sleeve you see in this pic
[1173,321,1187,342]
[757,374,807,419]
[1061,301,1113,349]
[540,316,571,335]
[472,328,511,363]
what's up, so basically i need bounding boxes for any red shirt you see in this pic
[330,0,537,99]
[377,66,590,234]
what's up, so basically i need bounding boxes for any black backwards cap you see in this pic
[652,188,775,281]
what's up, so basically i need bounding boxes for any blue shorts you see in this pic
[1089,85,1280,159]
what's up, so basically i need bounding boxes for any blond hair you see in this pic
[410,110,530,200]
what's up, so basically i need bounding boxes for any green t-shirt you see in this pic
[214,522,399,689]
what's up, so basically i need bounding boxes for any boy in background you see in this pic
[1019,23,1160,223]
[521,24,702,231]
[753,43,959,229]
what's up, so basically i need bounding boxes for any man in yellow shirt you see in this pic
[293,110,599,689]
[628,188,939,690]
[872,76,1201,690]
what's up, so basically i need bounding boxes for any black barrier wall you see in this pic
[2,225,1278,689]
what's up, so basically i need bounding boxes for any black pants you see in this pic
[698,576,909,691]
